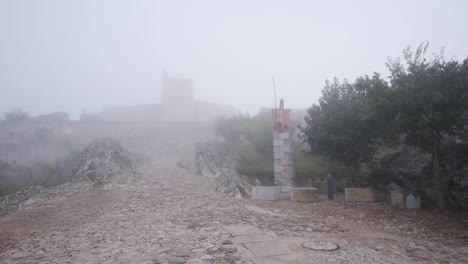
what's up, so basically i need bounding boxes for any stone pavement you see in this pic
[0,157,467,263]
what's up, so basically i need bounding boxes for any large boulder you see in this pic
[195,142,258,198]
[72,137,135,184]
[0,185,45,216]
[377,143,468,208]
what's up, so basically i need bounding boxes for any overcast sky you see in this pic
[1,0,467,119]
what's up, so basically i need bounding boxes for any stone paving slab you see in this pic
[224,224,264,236]
[244,240,297,257]
[252,253,313,264]
[232,234,275,244]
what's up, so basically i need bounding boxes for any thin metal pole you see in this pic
[273,76,277,110]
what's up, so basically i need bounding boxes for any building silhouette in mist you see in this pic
[87,72,235,123]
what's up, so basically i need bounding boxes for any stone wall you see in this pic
[345,187,377,202]
[291,187,319,203]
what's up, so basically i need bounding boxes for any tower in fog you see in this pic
[161,72,194,122]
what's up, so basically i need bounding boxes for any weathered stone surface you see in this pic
[0,186,45,216]
[232,234,275,244]
[225,224,264,236]
[253,253,312,264]
[279,132,291,140]
[291,188,319,203]
[279,159,294,166]
[302,241,339,251]
[72,137,136,185]
[391,191,405,208]
[252,186,280,201]
[273,152,284,160]
[279,144,291,152]
[405,194,421,209]
[273,139,283,147]
[195,142,256,198]
[345,187,377,202]
[244,240,295,257]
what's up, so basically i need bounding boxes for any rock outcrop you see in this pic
[194,142,258,198]
[72,137,136,184]
[378,144,468,208]
[0,185,45,216]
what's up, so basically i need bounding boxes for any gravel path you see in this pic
[0,157,467,263]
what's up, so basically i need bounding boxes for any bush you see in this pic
[215,112,332,182]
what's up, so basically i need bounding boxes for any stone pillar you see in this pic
[272,98,295,200]
[273,131,295,186]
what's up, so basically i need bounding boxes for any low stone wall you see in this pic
[391,191,405,208]
[345,187,377,202]
[252,186,280,201]
[0,185,45,216]
[291,187,319,203]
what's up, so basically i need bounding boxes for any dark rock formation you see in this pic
[72,137,136,185]
[377,144,468,208]
[194,142,259,198]
[0,185,45,216]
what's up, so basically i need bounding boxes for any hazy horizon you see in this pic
[1,0,468,119]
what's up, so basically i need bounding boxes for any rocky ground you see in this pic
[0,155,467,263]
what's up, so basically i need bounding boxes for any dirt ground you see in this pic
[0,154,467,263]
[0,122,467,263]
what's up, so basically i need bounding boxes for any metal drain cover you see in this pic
[302,241,340,251]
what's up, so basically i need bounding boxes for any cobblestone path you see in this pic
[0,157,467,263]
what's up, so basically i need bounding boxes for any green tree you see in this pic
[215,112,274,158]
[301,76,391,180]
[387,43,468,208]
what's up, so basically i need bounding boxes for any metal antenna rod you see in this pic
[273,76,278,110]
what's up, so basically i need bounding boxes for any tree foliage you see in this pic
[386,43,468,208]
[387,43,467,149]
[302,43,468,208]
[215,112,273,158]
[301,75,391,171]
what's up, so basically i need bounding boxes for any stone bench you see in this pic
[290,187,319,203]
[345,187,377,202]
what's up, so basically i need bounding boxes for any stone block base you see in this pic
[405,194,421,209]
[291,187,319,203]
[345,187,377,202]
[252,186,280,201]
[391,191,405,208]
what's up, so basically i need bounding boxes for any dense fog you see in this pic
[1,0,468,117]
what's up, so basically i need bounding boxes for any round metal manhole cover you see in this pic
[302,241,340,251]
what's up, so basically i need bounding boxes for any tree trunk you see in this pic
[432,131,445,209]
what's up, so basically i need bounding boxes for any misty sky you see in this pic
[1,0,468,119]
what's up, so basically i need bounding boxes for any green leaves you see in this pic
[303,44,468,207]
[387,44,468,150]
[301,77,388,169]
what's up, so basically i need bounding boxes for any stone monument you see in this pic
[272,99,295,199]
[252,98,317,202]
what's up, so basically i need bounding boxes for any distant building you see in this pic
[100,104,161,122]
[161,72,194,122]
[87,72,235,123]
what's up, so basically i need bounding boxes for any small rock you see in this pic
[222,240,233,245]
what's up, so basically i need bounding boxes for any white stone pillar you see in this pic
[273,131,295,187]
